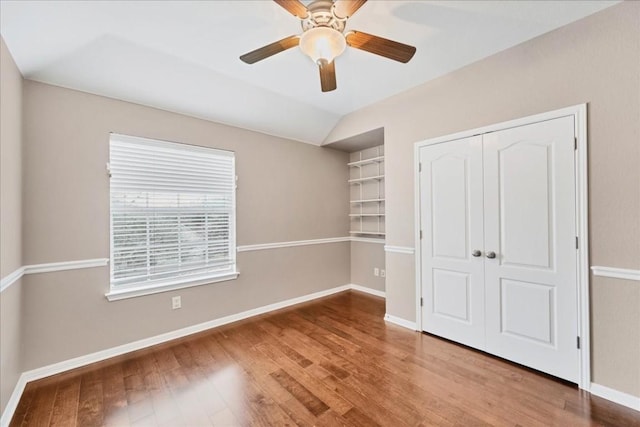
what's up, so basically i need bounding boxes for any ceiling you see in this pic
[0,1,617,145]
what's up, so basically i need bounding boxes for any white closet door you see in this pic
[419,136,485,349]
[482,116,578,382]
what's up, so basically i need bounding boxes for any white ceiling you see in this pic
[0,1,617,145]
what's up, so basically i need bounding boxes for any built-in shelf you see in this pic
[347,156,385,167]
[348,175,384,184]
[350,198,385,204]
[349,146,385,238]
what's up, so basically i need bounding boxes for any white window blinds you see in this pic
[109,134,236,290]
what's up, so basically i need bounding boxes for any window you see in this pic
[107,134,237,300]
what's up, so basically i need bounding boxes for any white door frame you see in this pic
[413,104,590,390]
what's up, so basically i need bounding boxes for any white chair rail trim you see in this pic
[0,267,24,293]
[0,258,109,293]
[351,237,386,244]
[0,237,370,292]
[591,266,640,281]
[237,237,351,252]
[384,245,415,254]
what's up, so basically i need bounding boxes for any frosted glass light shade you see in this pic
[299,27,346,64]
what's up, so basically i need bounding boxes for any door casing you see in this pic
[413,104,589,389]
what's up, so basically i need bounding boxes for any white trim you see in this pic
[237,237,350,252]
[0,375,28,427]
[349,284,386,298]
[384,313,417,331]
[105,272,240,301]
[414,139,423,337]
[110,133,235,158]
[0,267,24,293]
[575,103,591,391]
[384,245,415,255]
[23,258,109,275]
[1,238,380,294]
[1,259,110,293]
[0,283,389,426]
[414,104,591,390]
[28,285,355,380]
[0,235,388,294]
[351,237,385,244]
[415,105,588,148]
[589,383,640,412]
[591,266,640,281]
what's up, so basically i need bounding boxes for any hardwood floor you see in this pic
[10,290,640,426]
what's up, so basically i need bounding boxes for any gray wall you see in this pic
[0,280,22,414]
[350,241,385,293]
[19,80,350,371]
[0,37,24,413]
[326,2,640,397]
[0,37,22,277]
[0,37,22,412]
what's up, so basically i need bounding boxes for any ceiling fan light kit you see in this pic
[240,0,416,92]
[299,27,346,64]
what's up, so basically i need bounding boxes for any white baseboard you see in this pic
[349,284,386,298]
[0,283,384,426]
[0,375,28,427]
[384,313,417,331]
[3,282,638,424]
[590,383,640,412]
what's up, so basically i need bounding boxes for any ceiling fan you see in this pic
[239,0,416,92]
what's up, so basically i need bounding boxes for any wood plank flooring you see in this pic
[10,291,640,426]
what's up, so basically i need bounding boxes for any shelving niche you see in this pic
[349,145,385,237]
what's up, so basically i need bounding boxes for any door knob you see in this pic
[486,251,496,259]
[472,250,482,257]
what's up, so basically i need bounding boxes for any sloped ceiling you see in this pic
[0,1,618,145]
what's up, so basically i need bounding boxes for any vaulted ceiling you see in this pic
[0,1,617,145]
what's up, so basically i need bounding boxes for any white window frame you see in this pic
[106,133,238,301]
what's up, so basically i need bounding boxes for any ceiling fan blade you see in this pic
[334,0,367,18]
[318,59,337,92]
[240,35,300,64]
[346,31,416,63]
[273,0,309,18]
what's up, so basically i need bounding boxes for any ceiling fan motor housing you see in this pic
[301,0,346,32]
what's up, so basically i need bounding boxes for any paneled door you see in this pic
[419,116,579,383]
[483,116,578,382]
[419,135,486,350]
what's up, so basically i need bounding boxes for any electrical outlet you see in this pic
[380,269,386,278]
[374,268,379,277]
[172,296,181,310]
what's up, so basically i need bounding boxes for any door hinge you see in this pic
[418,162,422,173]
[574,137,577,150]
[577,336,581,349]
[420,297,424,307]
[420,230,423,239]
[106,162,111,178]
[576,236,579,249]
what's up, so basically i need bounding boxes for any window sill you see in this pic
[105,271,239,301]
